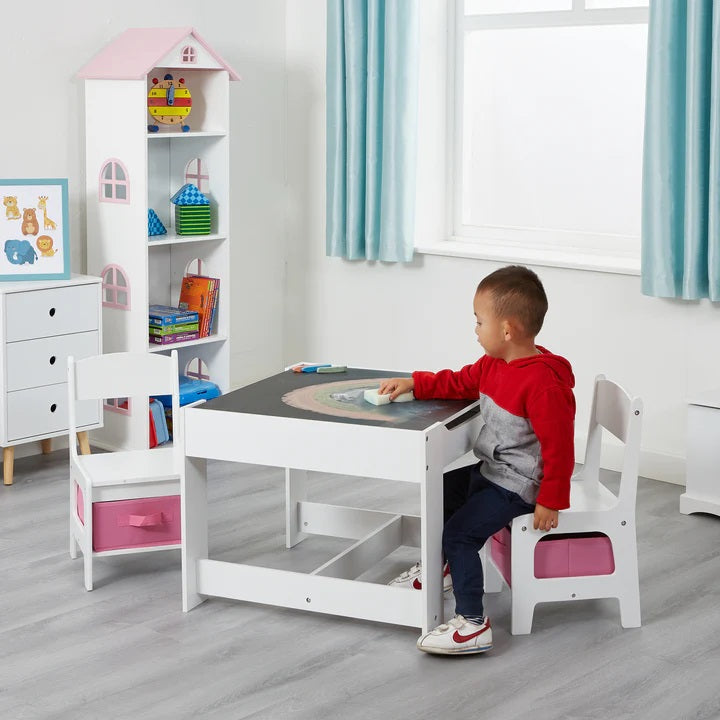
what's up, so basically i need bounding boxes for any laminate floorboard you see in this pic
[1,449,718,720]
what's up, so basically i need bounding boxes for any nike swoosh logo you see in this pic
[453,626,489,643]
[412,578,422,590]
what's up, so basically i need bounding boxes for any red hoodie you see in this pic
[412,346,575,509]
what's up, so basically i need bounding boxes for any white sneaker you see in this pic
[417,615,492,655]
[388,561,453,592]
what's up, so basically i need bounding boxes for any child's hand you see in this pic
[378,377,414,400]
[533,503,558,532]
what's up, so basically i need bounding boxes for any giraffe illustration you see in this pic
[37,196,57,230]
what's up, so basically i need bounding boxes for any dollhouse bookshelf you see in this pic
[79,28,239,450]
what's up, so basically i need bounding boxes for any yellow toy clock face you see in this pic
[147,74,192,130]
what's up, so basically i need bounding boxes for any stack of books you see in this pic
[148,304,200,345]
[178,275,220,337]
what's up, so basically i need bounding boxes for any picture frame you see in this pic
[0,178,70,281]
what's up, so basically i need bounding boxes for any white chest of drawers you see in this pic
[1,275,102,484]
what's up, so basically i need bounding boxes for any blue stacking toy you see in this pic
[148,208,167,236]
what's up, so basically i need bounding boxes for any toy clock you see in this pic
[147,73,192,132]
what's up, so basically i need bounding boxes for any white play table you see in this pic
[181,368,482,632]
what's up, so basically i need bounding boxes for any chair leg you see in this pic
[481,547,504,593]
[70,532,78,560]
[83,549,93,591]
[511,596,536,635]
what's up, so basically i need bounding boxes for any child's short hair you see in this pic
[477,265,548,337]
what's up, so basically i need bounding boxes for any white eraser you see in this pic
[364,388,414,405]
[364,388,391,405]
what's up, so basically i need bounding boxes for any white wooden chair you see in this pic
[68,351,181,590]
[483,374,643,634]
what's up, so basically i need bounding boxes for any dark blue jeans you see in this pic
[443,463,535,618]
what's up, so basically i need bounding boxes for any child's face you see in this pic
[473,290,507,358]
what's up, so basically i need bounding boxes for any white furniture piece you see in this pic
[181,368,483,633]
[68,351,181,591]
[79,28,239,450]
[680,390,720,517]
[0,275,102,485]
[483,375,643,634]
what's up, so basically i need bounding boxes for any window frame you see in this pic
[448,0,649,271]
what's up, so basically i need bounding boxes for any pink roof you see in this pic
[77,27,240,80]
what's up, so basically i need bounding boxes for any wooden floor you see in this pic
[1,449,719,720]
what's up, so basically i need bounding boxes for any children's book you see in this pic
[149,304,199,327]
[179,275,220,337]
[149,330,200,345]
[149,322,200,337]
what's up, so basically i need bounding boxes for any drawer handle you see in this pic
[120,512,167,528]
[49,307,56,317]
[49,355,56,365]
[50,403,57,413]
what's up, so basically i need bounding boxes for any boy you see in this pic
[379,265,575,655]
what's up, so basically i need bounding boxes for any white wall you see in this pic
[0,0,287,395]
[285,0,720,485]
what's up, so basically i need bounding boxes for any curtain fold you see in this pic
[642,0,720,299]
[326,0,419,262]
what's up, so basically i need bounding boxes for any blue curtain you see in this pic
[642,1,720,299]
[326,0,419,262]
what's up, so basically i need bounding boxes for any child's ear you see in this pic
[502,319,513,340]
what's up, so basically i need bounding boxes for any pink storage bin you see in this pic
[490,526,614,584]
[76,485,181,552]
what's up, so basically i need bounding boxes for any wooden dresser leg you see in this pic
[77,431,91,456]
[3,446,14,486]
[41,439,52,454]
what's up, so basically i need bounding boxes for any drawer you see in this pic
[76,489,181,552]
[6,331,99,391]
[6,384,100,442]
[4,284,99,342]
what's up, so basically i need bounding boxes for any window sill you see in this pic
[414,238,641,276]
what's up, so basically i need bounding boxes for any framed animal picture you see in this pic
[0,178,70,281]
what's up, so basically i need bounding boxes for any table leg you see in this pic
[41,439,52,454]
[286,468,309,548]
[3,446,14,486]
[182,454,208,612]
[420,428,446,634]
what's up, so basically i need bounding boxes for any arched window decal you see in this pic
[185,358,210,381]
[185,258,203,276]
[99,159,130,203]
[184,158,210,193]
[105,397,131,415]
[101,264,131,309]
[181,45,197,64]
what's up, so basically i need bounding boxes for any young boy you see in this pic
[379,265,575,655]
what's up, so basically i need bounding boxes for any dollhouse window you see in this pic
[185,158,210,193]
[99,159,130,203]
[102,264,131,309]
[186,358,210,381]
[185,258,203,276]
[181,45,197,63]
[105,398,131,415]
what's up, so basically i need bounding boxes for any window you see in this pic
[452,0,648,263]
[99,159,130,203]
[102,264,130,309]
[185,158,210,193]
[105,397,131,415]
[185,357,210,381]
[181,45,197,64]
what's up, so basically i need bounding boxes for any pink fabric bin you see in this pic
[489,526,615,585]
[77,486,181,552]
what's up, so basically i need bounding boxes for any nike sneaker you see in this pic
[388,561,452,592]
[416,615,492,655]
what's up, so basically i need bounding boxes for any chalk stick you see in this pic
[317,365,347,373]
[363,388,414,405]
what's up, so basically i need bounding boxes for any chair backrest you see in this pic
[581,374,643,508]
[67,351,180,457]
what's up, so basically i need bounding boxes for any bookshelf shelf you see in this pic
[148,233,226,247]
[148,334,228,353]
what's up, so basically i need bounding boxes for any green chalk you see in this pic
[317,365,347,373]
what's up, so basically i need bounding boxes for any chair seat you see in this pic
[75,447,180,487]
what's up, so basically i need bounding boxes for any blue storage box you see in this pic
[154,376,221,409]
